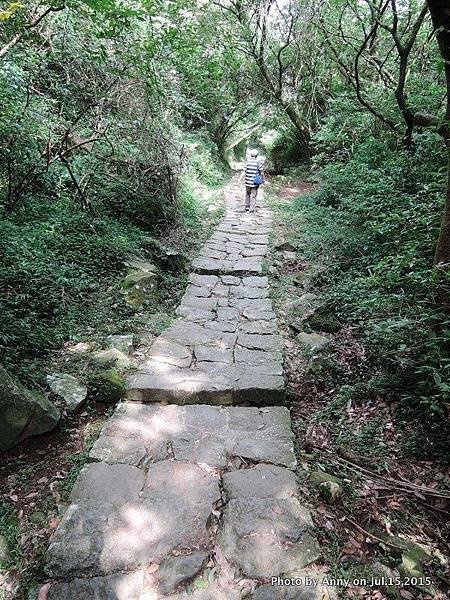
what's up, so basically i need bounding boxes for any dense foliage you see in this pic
[0,0,231,384]
[305,116,448,455]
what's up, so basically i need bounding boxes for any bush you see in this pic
[289,127,449,458]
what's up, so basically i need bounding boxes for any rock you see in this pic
[287,293,319,328]
[47,373,87,413]
[90,403,295,468]
[29,511,47,525]
[0,533,10,564]
[296,332,330,351]
[234,347,282,365]
[176,305,214,322]
[399,542,438,595]
[89,369,125,403]
[124,256,156,273]
[45,461,220,579]
[157,551,208,594]
[237,333,283,352]
[274,240,297,252]
[147,338,192,368]
[242,276,268,287]
[121,269,155,289]
[120,268,159,308]
[91,348,132,369]
[306,310,341,334]
[310,471,343,504]
[108,334,134,355]
[69,463,145,507]
[221,275,240,285]
[239,320,277,335]
[188,274,219,288]
[282,251,297,261]
[194,345,233,364]
[400,543,431,579]
[0,365,60,451]
[230,285,268,299]
[162,322,219,346]
[370,562,401,598]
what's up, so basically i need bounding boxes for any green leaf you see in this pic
[194,579,208,589]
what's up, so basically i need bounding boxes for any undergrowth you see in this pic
[277,131,450,461]
[0,133,226,387]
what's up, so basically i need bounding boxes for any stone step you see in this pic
[125,181,284,406]
[44,403,320,599]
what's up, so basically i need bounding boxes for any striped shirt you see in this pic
[244,158,263,187]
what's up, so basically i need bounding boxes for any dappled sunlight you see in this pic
[99,502,167,570]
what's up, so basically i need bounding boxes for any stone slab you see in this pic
[89,403,295,469]
[216,497,320,578]
[46,461,220,579]
[223,464,298,500]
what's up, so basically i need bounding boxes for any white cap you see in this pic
[250,149,258,157]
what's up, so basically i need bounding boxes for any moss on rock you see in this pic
[88,369,126,403]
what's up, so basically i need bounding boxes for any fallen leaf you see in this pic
[38,582,52,600]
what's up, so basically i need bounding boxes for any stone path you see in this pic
[127,180,283,406]
[44,177,323,599]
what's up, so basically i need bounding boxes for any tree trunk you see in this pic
[434,154,450,266]
[283,103,311,159]
[426,1,450,267]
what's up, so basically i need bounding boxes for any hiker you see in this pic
[239,149,264,213]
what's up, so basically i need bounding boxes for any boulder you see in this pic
[306,310,341,333]
[296,332,330,351]
[108,334,134,355]
[123,255,156,273]
[287,294,319,329]
[310,471,343,504]
[0,365,60,451]
[274,240,297,252]
[47,373,87,413]
[88,369,126,403]
[120,263,160,308]
[91,348,132,369]
[400,542,432,579]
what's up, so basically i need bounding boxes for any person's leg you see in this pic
[249,186,258,212]
[245,186,251,210]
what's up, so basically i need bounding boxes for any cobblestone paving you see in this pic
[44,178,322,599]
